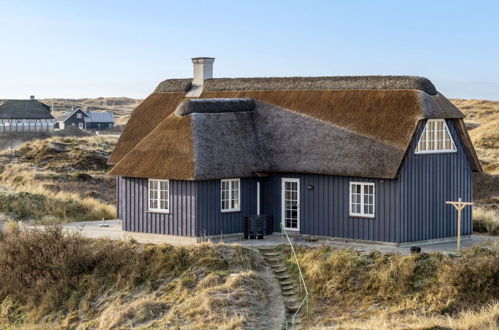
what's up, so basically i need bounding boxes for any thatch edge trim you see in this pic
[453,118,482,172]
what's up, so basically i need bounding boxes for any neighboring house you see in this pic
[108,57,482,244]
[0,96,54,133]
[56,106,114,130]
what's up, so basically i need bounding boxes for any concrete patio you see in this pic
[59,219,499,254]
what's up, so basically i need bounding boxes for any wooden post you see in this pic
[446,197,473,251]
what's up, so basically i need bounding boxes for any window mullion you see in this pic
[156,184,160,207]
[360,183,365,215]
[425,122,429,151]
[229,181,232,210]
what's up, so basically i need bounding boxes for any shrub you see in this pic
[0,228,261,325]
[0,191,115,222]
[295,246,499,314]
[473,207,499,235]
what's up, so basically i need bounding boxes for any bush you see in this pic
[474,207,499,235]
[0,227,260,325]
[0,191,115,222]
[295,246,499,314]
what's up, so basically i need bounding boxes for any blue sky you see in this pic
[0,0,498,99]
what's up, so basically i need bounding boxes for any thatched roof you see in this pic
[109,76,481,179]
[154,76,438,94]
[108,92,185,164]
[0,100,53,119]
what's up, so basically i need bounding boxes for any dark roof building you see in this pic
[109,57,481,244]
[0,97,54,133]
[0,98,53,119]
[56,106,114,130]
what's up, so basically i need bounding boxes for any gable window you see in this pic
[415,119,456,153]
[148,179,169,213]
[221,179,240,212]
[349,182,375,218]
[77,113,82,119]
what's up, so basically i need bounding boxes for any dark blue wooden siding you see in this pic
[196,178,258,236]
[117,120,473,243]
[62,109,86,128]
[399,119,473,242]
[117,177,197,236]
[261,174,401,243]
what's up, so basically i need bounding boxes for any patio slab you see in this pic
[59,219,499,254]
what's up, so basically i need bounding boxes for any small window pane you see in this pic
[416,120,456,153]
[350,183,374,217]
[221,179,240,211]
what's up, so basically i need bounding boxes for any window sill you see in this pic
[415,150,457,155]
[147,210,170,214]
[221,209,241,213]
[349,214,375,219]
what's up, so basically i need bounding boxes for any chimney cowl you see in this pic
[30,95,35,100]
[191,57,215,86]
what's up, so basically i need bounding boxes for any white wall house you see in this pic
[0,97,54,133]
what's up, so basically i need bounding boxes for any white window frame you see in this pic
[77,113,82,119]
[349,182,375,218]
[415,119,457,154]
[148,179,170,213]
[221,178,240,213]
[78,123,84,129]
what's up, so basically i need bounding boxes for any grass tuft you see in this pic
[474,206,499,235]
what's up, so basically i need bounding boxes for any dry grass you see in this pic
[450,99,499,211]
[0,227,280,329]
[0,136,118,222]
[287,245,499,328]
[454,99,499,175]
[328,302,499,329]
[474,206,499,235]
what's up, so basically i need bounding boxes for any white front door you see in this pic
[282,178,300,231]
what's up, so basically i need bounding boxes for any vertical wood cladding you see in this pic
[117,120,473,243]
[118,177,197,236]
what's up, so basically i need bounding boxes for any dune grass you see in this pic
[0,136,117,223]
[282,245,499,328]
[0,226,281,329]
[474,206,499,235]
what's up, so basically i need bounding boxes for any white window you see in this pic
[221,179,240,212]
[415,119,456,153]
[77,113,82,119]
[148,179,169,213]
[349,182,375,218]
[78,123,83,129]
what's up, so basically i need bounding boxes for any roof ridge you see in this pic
[153,76,437,95]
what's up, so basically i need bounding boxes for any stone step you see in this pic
[285,296,300,304]
[258,246,277,251]
[286,303,301,313]
[272,267,288,274]
[279,279,294,286]
[262,251,281,257]
[265,257,281,263]
[282,290,297,297]
[276,273,291,280]
[281,284,296,292]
